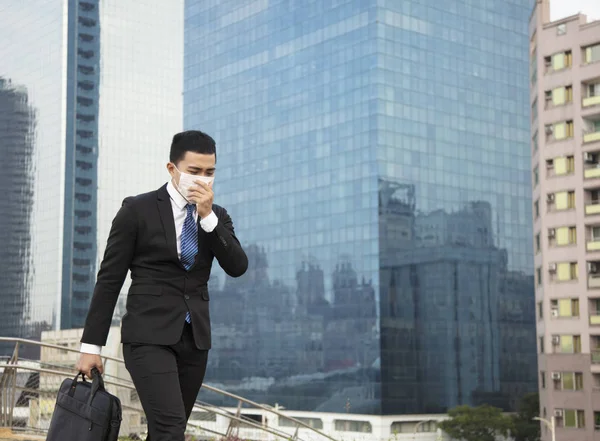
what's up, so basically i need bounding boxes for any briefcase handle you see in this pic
[87,367,105,407]
[68,368,106,407]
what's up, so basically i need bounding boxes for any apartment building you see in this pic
[530,0,600,439]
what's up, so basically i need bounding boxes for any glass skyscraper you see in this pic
[0,78,36,350]
[184,0,537,415]
[0,0,183,340]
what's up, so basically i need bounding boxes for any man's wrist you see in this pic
[80,343,102,355]
[200,210,218,232]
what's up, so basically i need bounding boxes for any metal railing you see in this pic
[0,337,339,441]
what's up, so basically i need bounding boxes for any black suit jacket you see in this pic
[81,184,248,349]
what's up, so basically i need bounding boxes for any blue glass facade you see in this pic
[184,0,536,414]
[61,0,101,329]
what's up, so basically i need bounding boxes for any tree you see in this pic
[511,393,541,441]
[439,404,514,441]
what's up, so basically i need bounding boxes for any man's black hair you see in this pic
[169,130,216,164]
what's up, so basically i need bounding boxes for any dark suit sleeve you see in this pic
[207,207,248,278]
[81,198,137,346]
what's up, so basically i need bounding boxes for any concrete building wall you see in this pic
[530,0,600,439]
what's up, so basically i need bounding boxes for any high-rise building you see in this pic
[185,0,536,415]
[0,78,36,348]
[0,0,183,335]
[530,0,600,439]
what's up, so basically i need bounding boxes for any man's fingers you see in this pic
[194,180,212,190]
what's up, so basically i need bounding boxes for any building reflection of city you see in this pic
[0,77,36,356]
[191,177,536,415]
[203,245,380,414]
[378,178,536,414]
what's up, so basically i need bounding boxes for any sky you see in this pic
[550,0,600,21]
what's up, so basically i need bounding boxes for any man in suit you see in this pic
[76,130,248,441]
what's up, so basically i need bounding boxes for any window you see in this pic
[545,86,573,107]
[554,262,578,281]
[550,298,580,317]
[586,82,600,98]
[541,371,546,388]
[584,43,600,65]
[539,336,545,353]
[535,233,541,253]
[533,131,538,153]
[547,156,575,176]
[534,199,540,218]
[538,301,543,319]
[531,98,538,122]
[551,226,577,246]
[548,191,575,211]
[533,166,539,186]
[334,420,372,433]
[536,267,543,286]
[556,372,584,391]
[546,120,574,141]
[556,335,582,353]
[563,409,585,428]
[594,412,600,430]
[557,23,567,35]
[544,50,572,72]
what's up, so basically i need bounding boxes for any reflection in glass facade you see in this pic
[0,78,36,352]
[0,0,183,342]
[185,0,536,415]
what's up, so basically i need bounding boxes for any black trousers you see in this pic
[123,322,208,441]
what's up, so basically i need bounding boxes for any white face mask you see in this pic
[175,167,214,201]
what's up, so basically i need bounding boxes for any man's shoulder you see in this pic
[121,185,165,209]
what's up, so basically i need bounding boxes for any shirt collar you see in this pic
[166,180,188,211]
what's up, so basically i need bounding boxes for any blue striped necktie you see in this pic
[180,203,197,323]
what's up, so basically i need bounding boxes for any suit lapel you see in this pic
[156,185,184,268]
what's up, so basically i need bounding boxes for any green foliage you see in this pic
[511,393,541,441]
[438,404,514,441]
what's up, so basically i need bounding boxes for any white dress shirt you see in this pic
[80,181,218,355]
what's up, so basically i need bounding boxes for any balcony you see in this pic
[585,189,600,215]
[586,167,600,179]
[584,95,600,108]
[585,131,600,144]
[586,201,600,215]
[584,117,600,144]
[589,261,600,287]
[588,239,600,251]
[591,274,600,288]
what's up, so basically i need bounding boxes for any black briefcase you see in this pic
[46,368,122,441]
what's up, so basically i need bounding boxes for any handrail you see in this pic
[0,336,339,441]
[0,362,309,441]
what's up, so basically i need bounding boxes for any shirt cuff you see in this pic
[200,211,218,233]
[80,343,102,355]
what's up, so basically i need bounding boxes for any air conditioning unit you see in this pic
[551,309,559,318]
[554,409,564,418]
[551,372,562,380]
[547,193,555,202]
[548,228,556,238]
[552,335,560,345]
[549,263,557,272]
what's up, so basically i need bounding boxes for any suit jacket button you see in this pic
[185,295,190,300]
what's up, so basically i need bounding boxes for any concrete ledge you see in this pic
[0,428,45,440]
